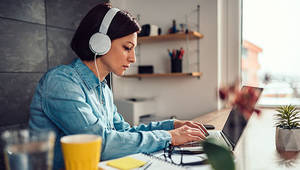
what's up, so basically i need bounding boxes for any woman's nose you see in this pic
[128,50,136,63]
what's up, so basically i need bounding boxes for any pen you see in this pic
[172,49,176,59]
[167,49,172,58]
[140,161,152,170]
[176,50,180,59]
[179,48,184,59]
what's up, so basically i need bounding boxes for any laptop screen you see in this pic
[221,86,263,149]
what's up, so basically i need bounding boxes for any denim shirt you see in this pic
[29,58,173,170]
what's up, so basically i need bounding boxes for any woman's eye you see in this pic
[123,46,132,51]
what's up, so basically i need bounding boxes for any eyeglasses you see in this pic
[162,143,209,166]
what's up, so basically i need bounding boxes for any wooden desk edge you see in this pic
[192,108,231,130]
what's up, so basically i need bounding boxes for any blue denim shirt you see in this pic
[29,58,173,170]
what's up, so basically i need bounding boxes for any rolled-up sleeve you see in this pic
[42,72,172,161]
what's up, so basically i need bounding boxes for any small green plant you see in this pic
[274,105,300,129]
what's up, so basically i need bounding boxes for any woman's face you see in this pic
[101,32,137,76]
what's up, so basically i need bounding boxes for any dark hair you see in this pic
[71,3,141,61]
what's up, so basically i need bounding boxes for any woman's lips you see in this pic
[122,65,129,70]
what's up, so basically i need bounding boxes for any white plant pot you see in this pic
[275,127,300,151]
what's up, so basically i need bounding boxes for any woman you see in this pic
[29,3,207,170]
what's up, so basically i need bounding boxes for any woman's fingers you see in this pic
[186,121,202,129]
[183,126,206,140]
[169,125,207,145]
[198,124,209,136]
[194,122,208,133]
[187,129,206,140]
[187,121,209,136]
[174,120,209,137]
[186,134,202,141]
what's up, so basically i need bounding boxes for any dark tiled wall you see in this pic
[0,0,108,169]
[0,0,109,128]
[0,19,47,72]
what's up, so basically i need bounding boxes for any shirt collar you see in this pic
[72,58,107,90]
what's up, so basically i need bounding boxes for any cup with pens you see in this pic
[168,48,184,73]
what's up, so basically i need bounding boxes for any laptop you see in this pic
[179,86,263,151]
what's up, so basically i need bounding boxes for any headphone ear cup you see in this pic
[89,32,111,55]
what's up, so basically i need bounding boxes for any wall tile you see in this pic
[47,27,77,68]
[0,0,45,24]
[46,0,109,29]
[0,73,42,127]
[0,19,47,72]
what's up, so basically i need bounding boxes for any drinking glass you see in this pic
[1,129,55,170]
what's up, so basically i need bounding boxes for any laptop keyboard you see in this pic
[179,131,224,147]
[180,140,203,147]
[178,131,231,150]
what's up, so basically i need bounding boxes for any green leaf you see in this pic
[203,138,235,170]
[275,105,300,128]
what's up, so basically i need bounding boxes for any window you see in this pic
[242,0,300,106]
[241,47,248,59]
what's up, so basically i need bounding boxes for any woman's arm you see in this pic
[112,109,174,132]
[112,107,208,133]
[42,74,172,160]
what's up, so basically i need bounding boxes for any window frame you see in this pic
[218,0,242,109]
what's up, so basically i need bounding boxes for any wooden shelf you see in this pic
[123,72,202,78]
[137,31,204,43]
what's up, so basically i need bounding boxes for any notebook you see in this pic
[106,157,146,169]
[99,153,188,170]
[179,85,263,151]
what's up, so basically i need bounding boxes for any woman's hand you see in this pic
[174,120,208,136]
[168,125,206,146]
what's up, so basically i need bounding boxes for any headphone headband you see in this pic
[99,8,120,34]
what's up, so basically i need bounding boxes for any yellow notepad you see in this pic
[106,157,147,170]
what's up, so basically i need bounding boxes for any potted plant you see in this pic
[274,105,300,151]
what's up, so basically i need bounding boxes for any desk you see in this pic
[193,108,231,130]
[194,108,300,170]
[99,109,300,170]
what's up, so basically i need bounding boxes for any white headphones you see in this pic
[89,8,120,55]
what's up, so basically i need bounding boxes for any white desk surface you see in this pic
[100,109,300,170]
[98,151,212,170]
